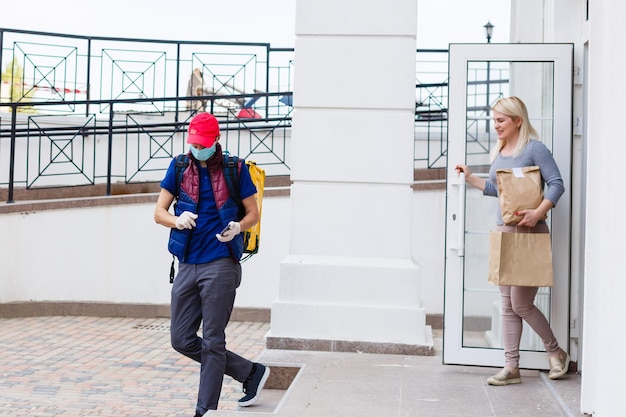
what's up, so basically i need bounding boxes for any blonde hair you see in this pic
[489,96,539,162]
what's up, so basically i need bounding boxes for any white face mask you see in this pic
[190,143,217,161]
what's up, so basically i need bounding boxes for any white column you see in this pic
[269,0,431,352]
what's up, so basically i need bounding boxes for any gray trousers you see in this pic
[170,258,253,414]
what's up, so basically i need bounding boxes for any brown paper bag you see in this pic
[488,230,553,287]
[496,166,545,225]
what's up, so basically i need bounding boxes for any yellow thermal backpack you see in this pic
[226,157,265,261]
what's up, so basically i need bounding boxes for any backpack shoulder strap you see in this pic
[223,154,242,203]
[170,154,189,284]
[174,154,189,198]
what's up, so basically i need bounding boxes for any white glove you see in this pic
[175,211,198,230]
[216,221,241,242]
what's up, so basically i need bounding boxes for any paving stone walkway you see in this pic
[0,316,583,417]
[0,316,269,417]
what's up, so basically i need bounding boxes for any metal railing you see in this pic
[414,49,449,169]
[413,49,511,169]
[0,28,508,202]
[0,28,294,202]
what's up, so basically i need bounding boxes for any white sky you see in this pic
[417,0,510,47]
[1,0,510,48]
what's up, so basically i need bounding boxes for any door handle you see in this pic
[455,172,466,257]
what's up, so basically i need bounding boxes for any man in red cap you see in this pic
[154,112,269,416]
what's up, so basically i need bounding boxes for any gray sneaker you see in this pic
[487,367,522,386]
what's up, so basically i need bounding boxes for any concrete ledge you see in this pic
[412,167,446,191]
[0,302,445,333]
[0,301,170,318]
[0,193,160,214]
[0,176,292,213]
[0,167,449,212]
[266,335,435,356]
[264,364,302,390]
[0,302,270,322]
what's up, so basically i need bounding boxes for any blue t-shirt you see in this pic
[160,156,257,264]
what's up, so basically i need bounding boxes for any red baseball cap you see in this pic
[187,113,220,148]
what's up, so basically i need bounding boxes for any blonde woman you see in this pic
[455,96,569,385]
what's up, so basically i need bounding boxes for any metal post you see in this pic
[265,45,271,121]
[7,106,17,203]
[175,42,181,122]
[86,38,92,117]
[106,104,114,196]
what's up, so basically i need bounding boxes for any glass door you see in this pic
[443,43,573,369]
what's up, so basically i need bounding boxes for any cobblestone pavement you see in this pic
[0,316,270,417]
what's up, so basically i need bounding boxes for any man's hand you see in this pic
[175,211,198,230]
[216,221,241,242]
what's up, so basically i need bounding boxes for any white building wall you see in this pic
[0,196,289,309]
[0,203,173,305]
[0,190,444,314]
[580,1,626,415]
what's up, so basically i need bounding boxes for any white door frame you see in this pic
[444,43,573,369]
